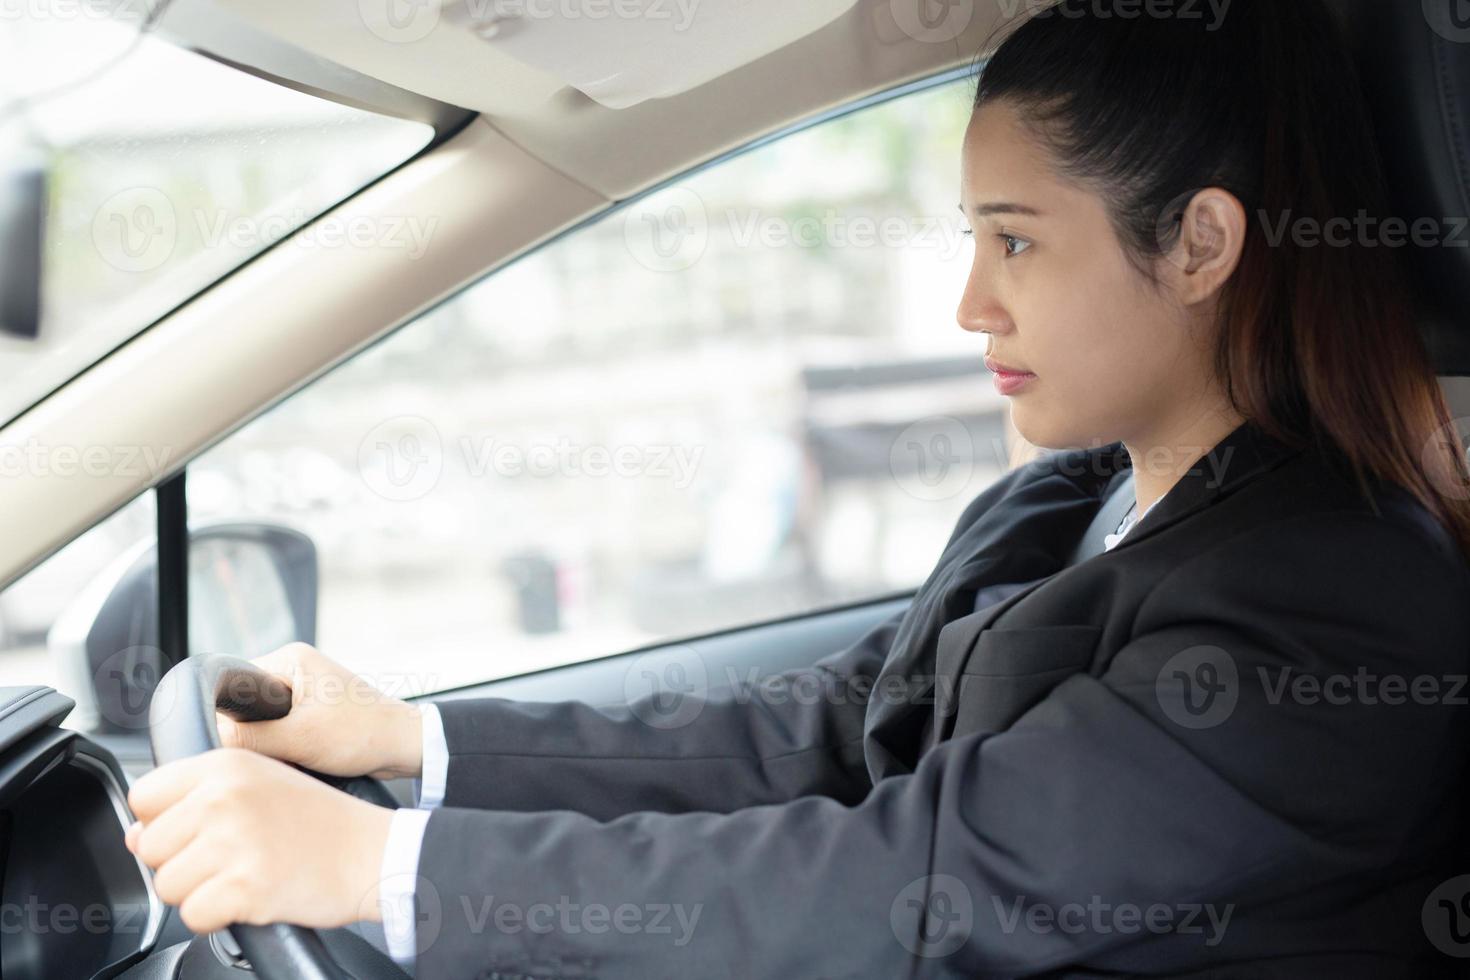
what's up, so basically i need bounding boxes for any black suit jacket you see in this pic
[411,419,1470,979]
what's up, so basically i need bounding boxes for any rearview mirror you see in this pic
[0,148,46,340]
[48,523,318,733]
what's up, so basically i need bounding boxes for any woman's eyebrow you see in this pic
[961,202,1046,218]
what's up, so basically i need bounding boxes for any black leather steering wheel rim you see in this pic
[148,654,397,979]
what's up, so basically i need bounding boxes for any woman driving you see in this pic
[125,1,1470,976]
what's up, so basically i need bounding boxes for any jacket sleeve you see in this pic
[431,607,903,818]
[408,511,1470,979]
[430,457,1050,820]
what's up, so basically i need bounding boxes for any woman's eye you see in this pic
[1000,234,1032,257]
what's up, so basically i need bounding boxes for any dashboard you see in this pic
[0,687,162,980]
[0,686,407,980]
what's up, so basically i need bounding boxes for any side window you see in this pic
[187,79,1022,694]
[0,492,157,731]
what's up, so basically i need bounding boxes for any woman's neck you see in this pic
[1123,407,1247,519]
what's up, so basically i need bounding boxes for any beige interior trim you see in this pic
[0,121,605,587]
[487,2,1004,198]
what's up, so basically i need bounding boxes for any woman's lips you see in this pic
[985,356,1037,395]
[992,370,1037,396]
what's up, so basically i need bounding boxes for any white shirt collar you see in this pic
[1102,494,1161,552]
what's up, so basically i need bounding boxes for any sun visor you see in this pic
[437,0,861,109]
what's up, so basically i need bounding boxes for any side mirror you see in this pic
[48,523,318,733]
[0,149,45,340]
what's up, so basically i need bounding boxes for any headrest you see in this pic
[1330,0,1470,374]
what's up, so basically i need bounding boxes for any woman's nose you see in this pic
[956,287,1013,336]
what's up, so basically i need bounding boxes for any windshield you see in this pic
[0,5,434,426]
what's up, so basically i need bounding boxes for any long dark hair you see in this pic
[975,0,1470,558]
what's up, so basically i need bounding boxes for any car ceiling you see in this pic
[156,0,1008,198]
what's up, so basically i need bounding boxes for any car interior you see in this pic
[0,0,1467,977]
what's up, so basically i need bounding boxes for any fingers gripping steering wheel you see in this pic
[148,655,400,979]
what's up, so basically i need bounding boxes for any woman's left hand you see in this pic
[125,748,394,934]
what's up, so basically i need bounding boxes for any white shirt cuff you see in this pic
[416,703,448,809]
[377,807,431,968]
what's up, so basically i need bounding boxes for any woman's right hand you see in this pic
[214,643,424,780]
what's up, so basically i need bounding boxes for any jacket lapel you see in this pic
[933,574,1054,687]
[927,419,1303,750]
[867,418,1305,776]
[1100,418,1304,555]
[866,452,1119,774]
[930,573,1055,731]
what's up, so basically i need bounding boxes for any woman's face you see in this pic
[958,101,1222,453]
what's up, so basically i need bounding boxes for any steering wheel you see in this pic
[148,655,402,979]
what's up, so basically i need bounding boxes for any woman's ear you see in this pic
[1163,188,1249,306]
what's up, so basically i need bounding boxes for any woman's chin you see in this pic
[1011,410,1067,452]
[1014,412,1120,454]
